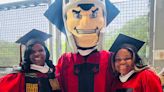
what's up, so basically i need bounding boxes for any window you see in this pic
[0,1,49,67]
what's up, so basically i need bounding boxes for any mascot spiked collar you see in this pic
[44,0,119,54]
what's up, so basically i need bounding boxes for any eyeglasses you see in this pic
[115,57,132,62]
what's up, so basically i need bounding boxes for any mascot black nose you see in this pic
[78,4,94,11]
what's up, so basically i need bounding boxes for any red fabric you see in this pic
[0,73,25,92]
[36,72,48,78]
[111,69,163,92]
[56,50,113,92]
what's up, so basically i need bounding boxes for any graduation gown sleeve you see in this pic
[111,69,163,92]
[141,70,163,92]
[0,72,25,92]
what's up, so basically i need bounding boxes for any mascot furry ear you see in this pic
[44,0,119,53]
[44,0,66,34]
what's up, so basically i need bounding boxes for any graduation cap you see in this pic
[15,29,52,66]
[16,29,52,45]
[109,34,145,53]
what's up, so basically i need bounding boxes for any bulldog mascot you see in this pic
[44,0,119,92]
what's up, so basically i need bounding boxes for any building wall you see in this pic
[154,0,164,72]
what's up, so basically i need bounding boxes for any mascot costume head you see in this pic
[44,0,119,56]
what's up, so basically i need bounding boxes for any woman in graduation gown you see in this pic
[109,34,163,92]
[0,29,60,92]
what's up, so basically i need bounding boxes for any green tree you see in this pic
[0,41,19,66]
[104,15,149,61]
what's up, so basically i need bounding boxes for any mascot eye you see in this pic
[90,8,99,18]
[74,13,82,19]
[90,12,97,18]
[72,10,82,19]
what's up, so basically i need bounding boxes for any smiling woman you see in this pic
[109,34,163,92]
[0,29,60,92]
[29,43,47,66]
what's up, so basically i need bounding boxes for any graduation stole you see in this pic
[25,73,48,92]
[74,63,99,92]
[26,83,38,92]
